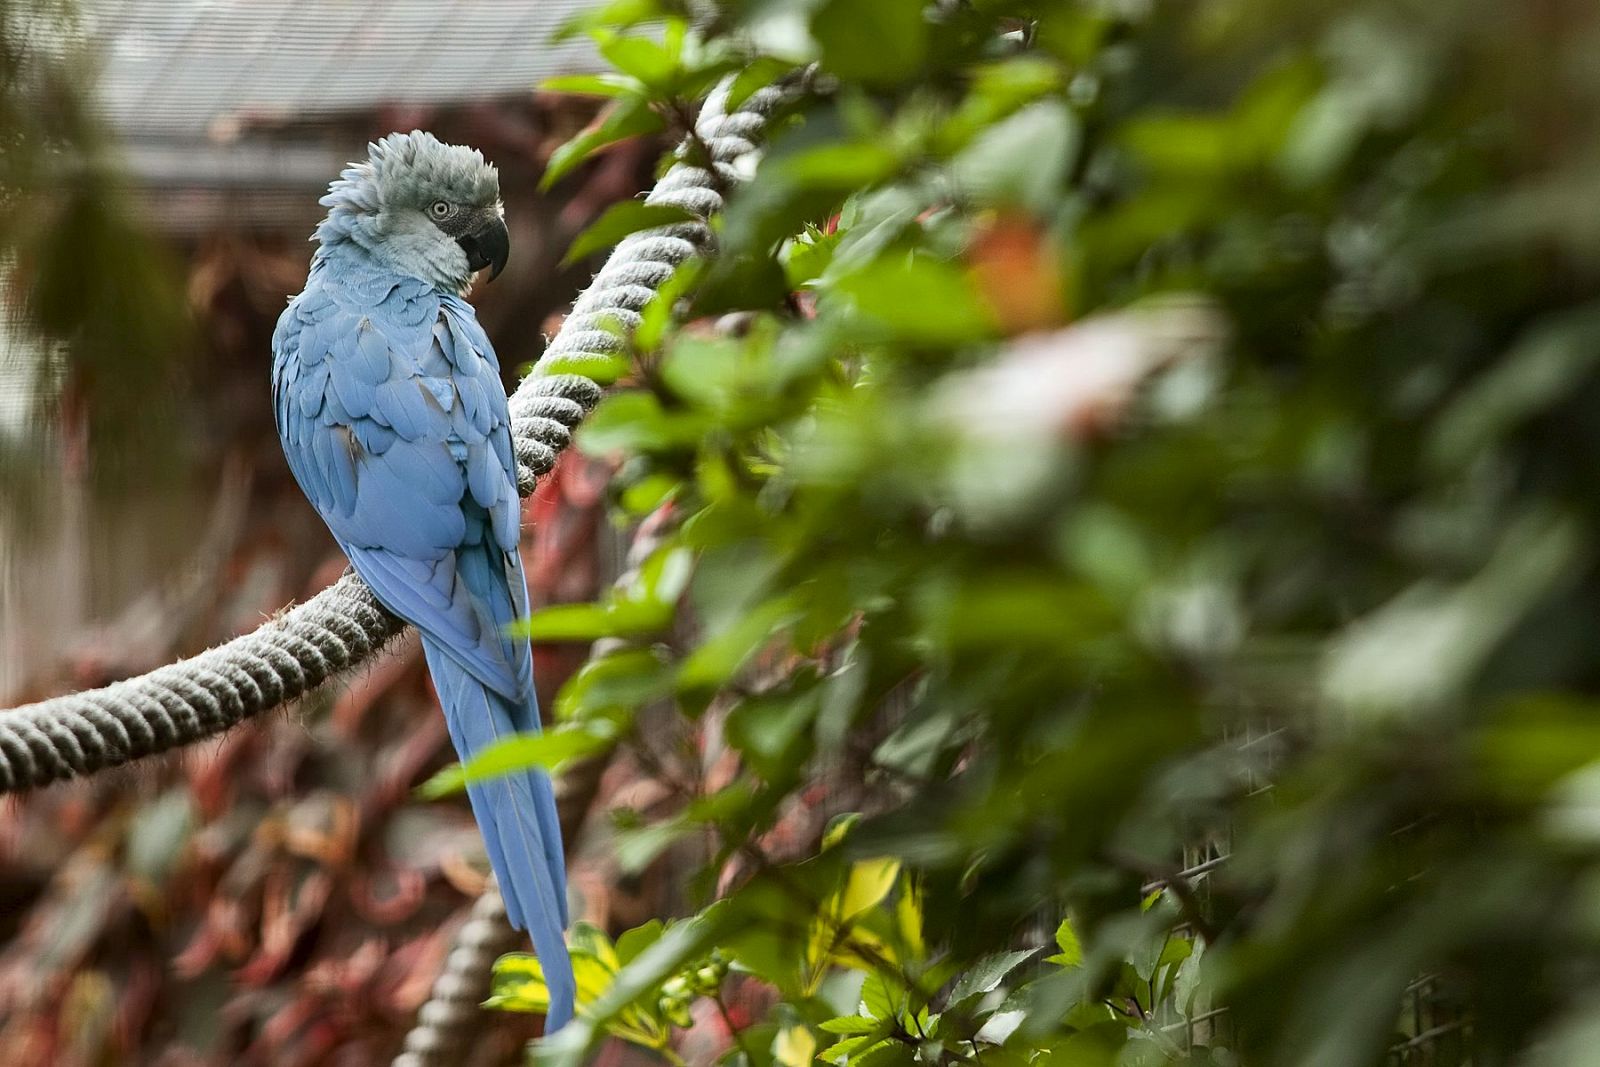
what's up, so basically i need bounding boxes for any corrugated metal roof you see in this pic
[79,0,600,139]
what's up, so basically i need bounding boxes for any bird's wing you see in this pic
[272,274,529,699]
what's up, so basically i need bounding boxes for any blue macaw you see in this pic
[271,130,574,1027]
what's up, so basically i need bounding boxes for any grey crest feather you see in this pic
[321,130,500,218]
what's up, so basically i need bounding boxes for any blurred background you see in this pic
[0,1,658,1061]
[9,0,1600,1065]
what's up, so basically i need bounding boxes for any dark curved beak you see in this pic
[458,214,510,282]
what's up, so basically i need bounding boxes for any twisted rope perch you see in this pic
[0,76,791,794]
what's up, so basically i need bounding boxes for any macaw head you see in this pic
[316,130,510,293]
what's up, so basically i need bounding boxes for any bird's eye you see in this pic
[429,200,451,218]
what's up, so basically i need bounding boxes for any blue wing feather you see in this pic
[272,249,574,1029]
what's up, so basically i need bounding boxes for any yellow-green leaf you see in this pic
[839,859,901,921]
[1050,916,1083,969]
[485,952,552,1014]
[895,881,925,958]
[775,1025,818,1067]
[572,951,621,1004]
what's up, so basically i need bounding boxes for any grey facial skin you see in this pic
[432,204,510,281]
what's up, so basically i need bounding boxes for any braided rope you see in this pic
[0,75,792,794]
[392,878,525,1067]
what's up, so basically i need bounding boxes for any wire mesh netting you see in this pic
[1132,721,1476,1064]
[78,0,598,139]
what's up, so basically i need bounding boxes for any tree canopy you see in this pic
[437,1,1600,1065]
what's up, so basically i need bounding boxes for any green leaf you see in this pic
[614,817,693,873]
[1151,936,1195,1007]
[852,1038,915,1067]
[416,724,615,798]
[1051,917,1084,969]
[726,688,819,779]
[820,1035,882,1064]
[556,647,672,723]
[620,476,677,523]
[487,952,553,1013]
[512,602,613,642]
[591,907,726,1017]
[784,227,840,290]
[838,859,901,922]
[776,144,903,191]
[535,350,632,386]
[635,544,695,608]
[1033,8,1111,65]
[818,1016,880,1035]
[832,256,996,346]
[811,0,928,88]
[615,920,666,965]
[595,27,681,92]
[935,58,1066,156]
[871,706,957,779]
[634,258,703,354]
[949,101,1078,213]
[1033,1022,1128,1066]
[543,98,666,189]
[774,1025,817,1067]
[563,201,699,266]
[540,73,637,97]
[676,595,801,691]
[1428,303,1600,470]
[512,594,674,642]
[726,56,799,110]
[822,813,861,851]
[947,949,1037,1004]
[554,0,667,38]
[1171,939,1206,1015]
[579,390,714,455]
[658,335,747,411]
[1121,113,1236,178]
[859,973,904,1021]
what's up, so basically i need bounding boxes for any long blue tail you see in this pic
[422,637,576,1029]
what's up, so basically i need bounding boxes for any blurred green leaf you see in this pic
[832,256,995,345]
[543,97,666,189]
[810,0,928,88]
[565,201,700,265]
[594,23,684,93]
[541,73,638,97]
[727,56,801,110]
[950,101,1077,212]
[417,723,616,798]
